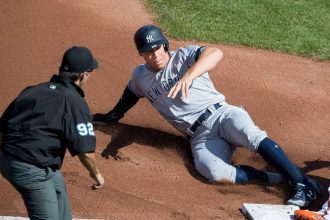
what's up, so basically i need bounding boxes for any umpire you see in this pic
[0,46,104,220]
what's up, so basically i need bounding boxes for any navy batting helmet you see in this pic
[134,25,169,53]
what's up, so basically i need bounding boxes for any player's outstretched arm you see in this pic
[78,152,104,190]
[168,47,223,99]
[93,86,140,123]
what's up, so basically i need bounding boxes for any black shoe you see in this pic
[287,183,316,207]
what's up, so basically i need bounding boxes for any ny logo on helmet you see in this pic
[146,35,154,43]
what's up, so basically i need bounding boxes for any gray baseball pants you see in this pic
[190,102,268,183]
[0,152,72,220]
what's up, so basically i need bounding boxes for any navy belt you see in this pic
[186,103,221,140]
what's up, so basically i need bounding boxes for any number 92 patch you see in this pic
[76,122,95,136]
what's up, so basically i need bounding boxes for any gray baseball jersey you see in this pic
[128,45,270,183]
[128,45,225,134]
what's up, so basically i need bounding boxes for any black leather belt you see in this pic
[186,103,221,140]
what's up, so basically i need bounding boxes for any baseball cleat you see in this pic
[287,183,317,208]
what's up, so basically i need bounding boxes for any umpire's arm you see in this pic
[78,152,104,189]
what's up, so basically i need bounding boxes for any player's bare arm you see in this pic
[78,152,105,189]
[168,47,223,99]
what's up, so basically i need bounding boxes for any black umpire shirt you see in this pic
[0,75,96,169]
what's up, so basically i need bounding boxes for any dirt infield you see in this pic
[0,0,329,219]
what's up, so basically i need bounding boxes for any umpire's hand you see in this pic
[78,152,105,190]
[90,172,104,190]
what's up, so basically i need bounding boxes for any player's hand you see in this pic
[90,172,104,190]
[167,76,193,99]
[92,110,123,123]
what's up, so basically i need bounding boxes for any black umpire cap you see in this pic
[60,46,99,73]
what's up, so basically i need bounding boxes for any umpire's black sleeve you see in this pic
[112,86,140,116]
[63,97,96,157]
[0,117,3,133]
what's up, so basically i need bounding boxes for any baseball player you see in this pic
[0,46,104,220]
[93,25,321,207]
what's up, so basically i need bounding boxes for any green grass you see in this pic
[144,0,330,60]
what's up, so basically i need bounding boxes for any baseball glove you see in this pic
[294,210,326,220]
[92,110,123,123]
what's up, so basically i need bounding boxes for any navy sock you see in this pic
[235,165,268,183]
[257,137,306,184]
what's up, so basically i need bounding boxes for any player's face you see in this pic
[141,45,170,71]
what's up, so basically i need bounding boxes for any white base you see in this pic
[242,203,300,220]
